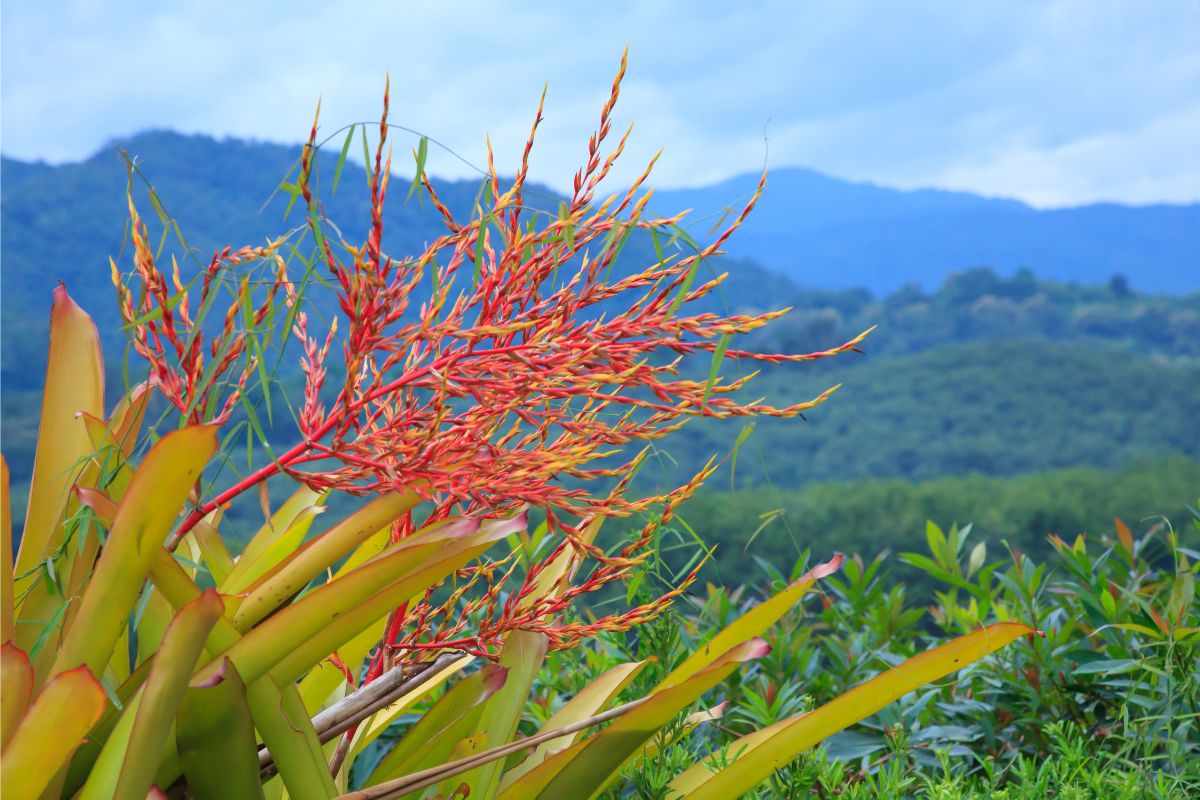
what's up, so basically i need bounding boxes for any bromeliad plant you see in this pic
[1,55,1032,799]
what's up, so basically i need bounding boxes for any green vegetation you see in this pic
[747,266,1200,359]
[674,457,1200,586]
[652,337,1199,492]
[4,74,1196,798]
[524,513,1200,798]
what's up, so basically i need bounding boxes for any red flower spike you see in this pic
[120,59,868,673]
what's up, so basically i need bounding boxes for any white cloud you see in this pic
[2,0,1197,206]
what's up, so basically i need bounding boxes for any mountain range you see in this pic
[3,130,1198,485]
[652,168,1199,294]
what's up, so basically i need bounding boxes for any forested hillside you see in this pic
[2,130,1196,566]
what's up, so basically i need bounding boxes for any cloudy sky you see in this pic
[3,0,1198,207]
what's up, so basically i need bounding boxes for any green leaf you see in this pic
[703,334,731,401]
[406,136,429,203]
[177,658,265,800]
[332,125,356,196]
[80,591,224,800]
[281,180,302,221]
[458,629,549,800]
[250,677,336,800]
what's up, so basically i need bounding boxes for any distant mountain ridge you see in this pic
[2,130,1198,500]
[4,130,1197,308]
[652,167,1200,294]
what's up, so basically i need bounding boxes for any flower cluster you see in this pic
[111,195,285,425]
[117,54,867,665]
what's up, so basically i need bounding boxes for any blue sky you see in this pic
[3,1,1198,207]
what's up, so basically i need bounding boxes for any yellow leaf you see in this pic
[1,642,34,750]
[497,639,769,800]
[231,489,421,631]
[500,659,647,789]
[50,425,217,681]
[14,286,104,604]
[220,484,326,594]
[0,664,108,800]
[671,622,1034,799]
[661,554,842,688]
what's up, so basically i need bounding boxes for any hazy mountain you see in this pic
[652,168,1200,294]
[3,131,1197,496]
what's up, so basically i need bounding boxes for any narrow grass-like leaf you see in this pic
[703,334,731,401]
[406,136,429,203]
[332,125,356,196]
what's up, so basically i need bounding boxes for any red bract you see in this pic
[117,54,867,663]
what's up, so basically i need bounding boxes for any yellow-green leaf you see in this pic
[80,590,224,800]
[204,515,522,689]
[348,652,474,762]
[661,554,841,689]
[14,285,104,606]
[498,639,769,800]
[367,663,508,785]
[177,658,266,800]
[251,676,337,800]
[189,519,235,585]
[50,425,217,680]
[499,659,647,789]
[231,489,421,630]
[0,664,108,800]
[459,630,549,800]
[671,622,1034,799]
[1,642,34,750]
[221,484,325,594]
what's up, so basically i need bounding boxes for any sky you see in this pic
[2,1,1199,208]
